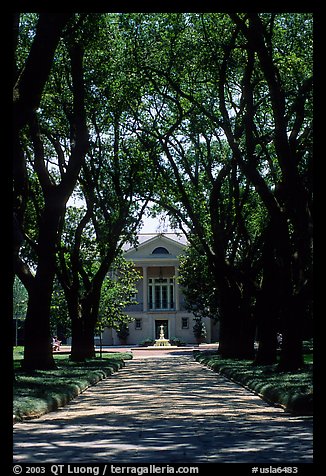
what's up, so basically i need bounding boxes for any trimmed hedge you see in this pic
[13,353,132,423]
[193,350,313,416]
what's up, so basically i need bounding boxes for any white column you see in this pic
[175,266,180,311]
[143,266,148,312]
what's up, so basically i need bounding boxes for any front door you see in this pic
[155,320,169,340]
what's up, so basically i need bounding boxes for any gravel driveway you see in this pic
[13,354,313,463]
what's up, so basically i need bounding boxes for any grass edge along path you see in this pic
[193,350,313,416]
[13,352,133,424]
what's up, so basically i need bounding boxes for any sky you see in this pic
[67,195,181,235]
[139,213,175,234]
[139,215,163,233]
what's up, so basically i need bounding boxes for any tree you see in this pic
[121,15,263,357]
[13,13,72,286]
[14,14,90,370]
[178,239,220,323]
[97,256,141,333]
[15,13,157,365]
[14,13,312,371]
[96,259,139,353]
[56,189,145,361]
[193,318,207,344]
[228,13,313,369]
[55,53,157,359]
[121,12,312,367]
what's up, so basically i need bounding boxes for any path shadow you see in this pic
[13,356,313,463]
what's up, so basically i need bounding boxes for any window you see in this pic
[148,278,174,310]
[152,247,169,254]
[182,317,189,329]
[135,318,142,330]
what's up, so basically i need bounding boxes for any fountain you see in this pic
[154,324,171,347]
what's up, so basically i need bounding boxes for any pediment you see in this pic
[124,234,186,261]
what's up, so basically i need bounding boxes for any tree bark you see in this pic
[13,14,72,273]
[254,297,278,366]
[13,14,72,370]
[254,222,280,365]
[21,200,63,370]
[70,314,88,362]
[278,295,304,371]
[20,39,89,370]
[69,296,98,361]
[13,14,72,129]
[216,275,255,360]
[230,13,312,370]
[276,217,305,371]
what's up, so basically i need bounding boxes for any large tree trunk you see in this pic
[69,293,97,361]
[70,265,113,360]
[22,283,56,370]
[16,33,89,371]
[13,14,73,129]
[254,298,278,365]
[254,222,280,365]
[278,294,304,371]
[218,311,255,359]
[13,13,72,276]
[83,314,97,359]
[217,280,255,359]
[230,12,312,371]
[21,205,62,370]
[70,315,89,362]
[70,317,96,361]
[276,218,305,371]
[255,310,278,365]
[63,249,114,362]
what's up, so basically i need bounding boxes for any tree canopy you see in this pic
[14,13,313,371]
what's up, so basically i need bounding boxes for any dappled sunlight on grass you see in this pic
[194,351,313,415]
[13,353,132,421]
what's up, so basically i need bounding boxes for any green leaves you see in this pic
[15,13,312,365]
[178,241,219,322]
[13,277,28,320]
[97,255,141,330]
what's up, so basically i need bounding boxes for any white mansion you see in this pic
[101,234,219,346]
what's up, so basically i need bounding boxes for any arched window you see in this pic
[152,247,169,254]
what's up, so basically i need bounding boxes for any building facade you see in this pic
[101,234,219,346]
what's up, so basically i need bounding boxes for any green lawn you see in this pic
[13,348,132,422]
[194,348,313,416]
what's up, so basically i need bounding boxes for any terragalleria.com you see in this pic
[50,465,199,476]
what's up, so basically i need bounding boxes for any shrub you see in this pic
[193,318,207,341]
[169,337,186,347]
[139,338,155,347]
[193,351,313,415]
[116,323,129,340]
